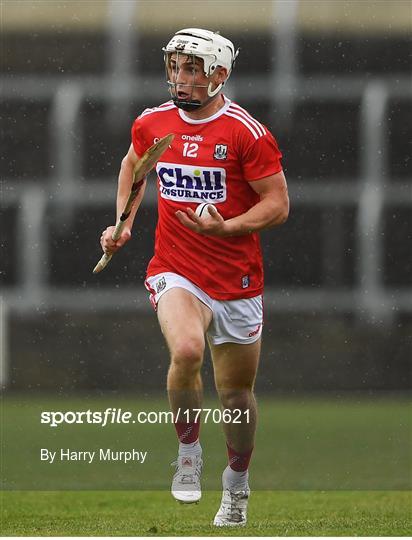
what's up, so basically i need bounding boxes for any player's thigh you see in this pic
[210,338,261,390]
[157,287,212,358]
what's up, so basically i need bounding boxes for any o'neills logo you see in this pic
[248,324,261,338]
[182,134,203,141]
[156,162,227,203]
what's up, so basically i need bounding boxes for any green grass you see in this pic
[1,490,411,536]
[1,395,411,535]
[2,395,411,490]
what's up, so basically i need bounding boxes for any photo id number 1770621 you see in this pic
[176,408,250,424]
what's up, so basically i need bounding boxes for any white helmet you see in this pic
[163,28,239,110]
[163,28,239,78]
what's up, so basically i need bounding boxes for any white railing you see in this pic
[357,82,391,323]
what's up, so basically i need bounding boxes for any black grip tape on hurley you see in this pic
[120,179,145,221]
[131,179,145,192]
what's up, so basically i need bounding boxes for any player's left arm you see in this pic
[175,170,289,237]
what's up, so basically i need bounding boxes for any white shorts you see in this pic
[145,272,263,346]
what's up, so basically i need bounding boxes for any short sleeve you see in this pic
[241,131,283,182]
[131,116,150,157]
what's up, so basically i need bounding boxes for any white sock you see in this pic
[178,439,202,457]
[222,465,249,490]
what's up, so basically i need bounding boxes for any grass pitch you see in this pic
[2,395,411,491]
[1,394,411,535]
[1,490,411,536]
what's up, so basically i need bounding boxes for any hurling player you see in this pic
[100,28,289,526]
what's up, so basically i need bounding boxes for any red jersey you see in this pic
[131,95,283,300]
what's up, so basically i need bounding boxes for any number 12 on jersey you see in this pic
[183,142,199,157]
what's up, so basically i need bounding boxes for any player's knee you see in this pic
[171,337,204,372]
[218,388,253,411]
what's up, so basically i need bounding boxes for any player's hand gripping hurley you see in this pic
[93,133,174,274]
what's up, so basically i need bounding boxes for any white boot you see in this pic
[171,454,202,503]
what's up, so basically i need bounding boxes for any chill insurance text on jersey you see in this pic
[131,95,283,300]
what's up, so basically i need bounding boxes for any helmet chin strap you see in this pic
[172,96,203,111]
[170,82,224,111]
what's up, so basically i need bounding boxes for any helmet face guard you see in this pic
[163,28,239,112]
[164,50,221,111]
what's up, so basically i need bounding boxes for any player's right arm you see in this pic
[100,143,146,255]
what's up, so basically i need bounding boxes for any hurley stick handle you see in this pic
[92,133,174,275]
[92,252,113,274]
[92,220,125,274]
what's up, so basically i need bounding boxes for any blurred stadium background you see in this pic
[1,0,411,396]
